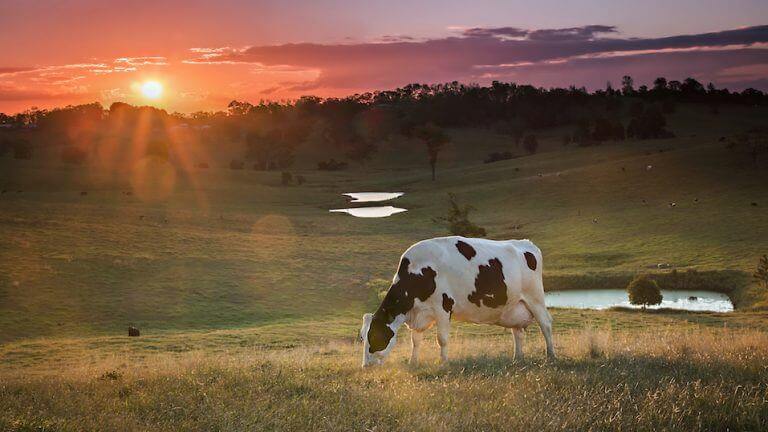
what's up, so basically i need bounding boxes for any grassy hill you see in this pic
[1,104,767,343]
[2,104,768,430]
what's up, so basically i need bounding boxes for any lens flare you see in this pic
[140,81,163,99]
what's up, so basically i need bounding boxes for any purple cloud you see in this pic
[185,25,768,94]
[527,25,618,41]
[462,27,528,39]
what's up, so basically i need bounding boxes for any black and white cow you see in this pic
[360,236,555,367]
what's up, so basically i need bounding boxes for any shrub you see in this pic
[317,159,348,171]
[627,275,663,309]
[196,162,209,169]
[484,151,515,164]
[754,255,768,289]
[296,175,306,185]
[432,192,487,237]
[229,159,245,170]
[627,105,672,140]
[61,147,88,165]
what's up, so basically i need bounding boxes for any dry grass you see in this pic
[2,328,767,431]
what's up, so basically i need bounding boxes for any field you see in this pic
[1,104,768,430]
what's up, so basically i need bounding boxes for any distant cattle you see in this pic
[128,326,140,337]
[360,237,555,367]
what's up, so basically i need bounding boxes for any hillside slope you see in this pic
[0,106,766,341]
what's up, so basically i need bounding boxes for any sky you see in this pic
[1,0,767,114]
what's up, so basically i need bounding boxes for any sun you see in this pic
[140,81,163,99]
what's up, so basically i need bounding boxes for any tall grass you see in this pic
[2,328,767,431]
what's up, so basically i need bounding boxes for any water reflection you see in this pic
[329,206,408,218]
[343,192,404,203]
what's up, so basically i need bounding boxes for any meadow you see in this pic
[1,103,767,430]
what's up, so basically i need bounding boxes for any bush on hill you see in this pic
[433,193,487,238]
[484,151,515,164]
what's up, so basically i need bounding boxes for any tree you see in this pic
[344,138,378,164]
[627,275,663,309]
[627,104,671,140]
[523,134,538,154]
[247,129,296,170]
[755,255,768,289]
[413,123,449,181]
[432,193,487,237]
[621,75,635,96]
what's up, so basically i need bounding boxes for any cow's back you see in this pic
[397,236,544,326]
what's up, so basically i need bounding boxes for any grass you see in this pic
[1,104,767,429]
[1,119,767,341]
[2,325,767,431]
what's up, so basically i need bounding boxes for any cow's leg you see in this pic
[410,330,423,364]
[528,302,556,360]
[512,328,525,361]
[435,315,451,363]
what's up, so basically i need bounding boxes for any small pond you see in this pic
[545,289,733,312]
[331,192,407,218]
[343,192,404,203]
[329,206,408,218]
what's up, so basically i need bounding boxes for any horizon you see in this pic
[1,75,762,117]
[1,0,767,114]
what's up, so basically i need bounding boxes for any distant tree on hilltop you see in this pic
[413,123,449,181]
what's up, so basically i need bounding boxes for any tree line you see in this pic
[1,77,766,179]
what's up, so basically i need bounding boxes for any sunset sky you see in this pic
[1,0,767,114]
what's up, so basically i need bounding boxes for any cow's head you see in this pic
[360,312,397,367]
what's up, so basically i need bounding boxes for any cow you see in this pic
[359,236,555,367]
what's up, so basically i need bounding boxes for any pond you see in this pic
[545,289,733,312]
[329,206,407,218]
[330,192,408,218]
[343,192,404,203]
